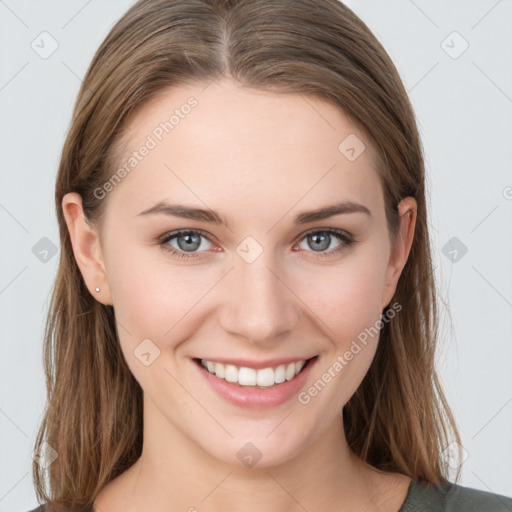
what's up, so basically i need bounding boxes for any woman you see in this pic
[29,0,512,510]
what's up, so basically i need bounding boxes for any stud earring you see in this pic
[95,287,100,292]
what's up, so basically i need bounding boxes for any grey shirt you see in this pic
[398,479,512,511]
[26,479,512,511]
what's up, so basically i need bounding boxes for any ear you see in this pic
[62,192,113,305]
[381,196,417,309]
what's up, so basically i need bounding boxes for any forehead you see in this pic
[106,79,384,221]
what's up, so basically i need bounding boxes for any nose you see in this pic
[218,251,300,345]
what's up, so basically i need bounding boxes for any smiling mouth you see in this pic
[193,356,318,388]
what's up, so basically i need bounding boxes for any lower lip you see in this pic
[193,356,318,409]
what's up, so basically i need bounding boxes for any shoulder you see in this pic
[444,483,512,511]
[399,479,512,511]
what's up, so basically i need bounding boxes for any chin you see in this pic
[198,428,310,470]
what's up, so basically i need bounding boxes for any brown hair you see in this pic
[33,0,462,509]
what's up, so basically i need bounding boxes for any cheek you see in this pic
[294,250,388,339]
[339,266,387,334]
[293,257,388,412]
[105,236,220,348]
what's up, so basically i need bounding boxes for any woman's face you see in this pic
[71,78,415,468]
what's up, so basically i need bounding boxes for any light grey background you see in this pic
[1,1,511,510]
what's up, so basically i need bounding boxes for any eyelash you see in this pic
[157,228,355,261]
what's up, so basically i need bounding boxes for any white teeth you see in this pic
[256,367,274,387]
[238,367,257,386]
[214,362,225,378]
[285,362,296,381]
[199,358,308,387]
[225,364,238,383]
[274,364,286,384]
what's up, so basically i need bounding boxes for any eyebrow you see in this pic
[136,200,371,229]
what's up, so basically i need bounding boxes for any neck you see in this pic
[106,396,392,512]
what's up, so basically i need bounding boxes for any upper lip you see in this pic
[195,355,317,370]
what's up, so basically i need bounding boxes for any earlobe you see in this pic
[61,193,113,305]
[381,197,417,309]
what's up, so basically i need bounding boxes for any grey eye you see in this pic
[164,230,213,253]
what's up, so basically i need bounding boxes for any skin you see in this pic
[63,78,416,512]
